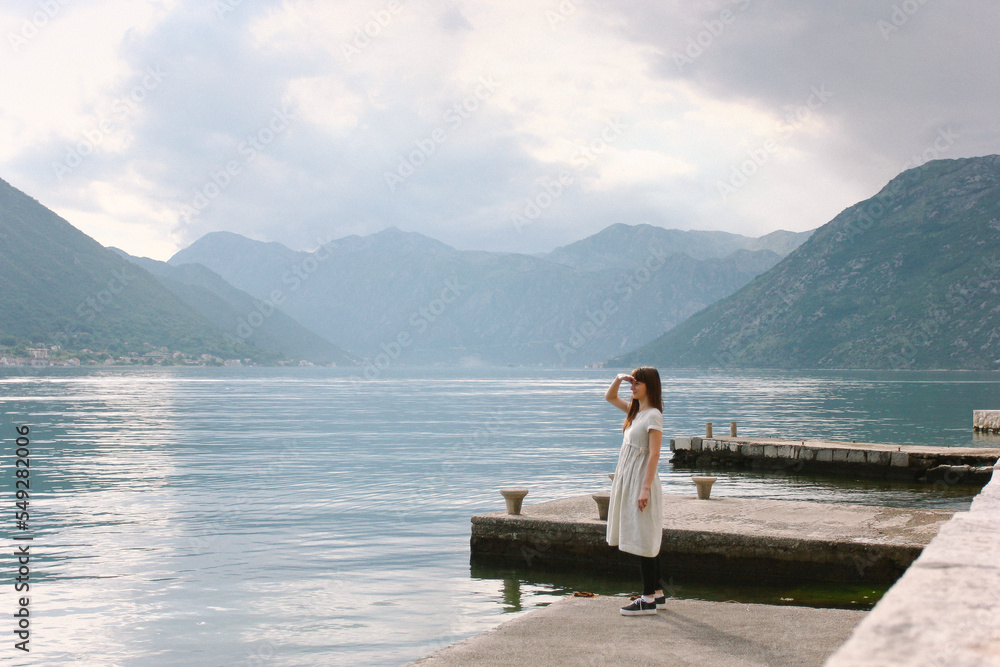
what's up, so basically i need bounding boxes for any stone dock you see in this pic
[407,596,868,667]
[424,435,1000,666]
[974,409,1000,432]
[471,494,954,585]
[670,435,1000,484]
[410,467,1000,667]
[825,456,1000,666]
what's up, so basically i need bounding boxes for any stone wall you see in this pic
[824,459,1000,666]
[470,495,947,586]
[974,409,1000,432]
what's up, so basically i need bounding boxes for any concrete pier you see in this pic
[471,494,953,585]
[671,436,999,484]
[407,596,867,667]
[824,458,1000,666]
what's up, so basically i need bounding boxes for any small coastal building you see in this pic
[143,350,171,362]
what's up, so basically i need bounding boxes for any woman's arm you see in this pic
[636,430,662,512]
[605,373,632,413]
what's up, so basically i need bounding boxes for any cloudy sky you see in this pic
[1,0,997,260]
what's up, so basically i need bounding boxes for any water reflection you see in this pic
[469,563,887,611]
[502,577,523,612]
[0,367,995,665]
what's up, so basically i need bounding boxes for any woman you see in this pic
[605,366,665,616]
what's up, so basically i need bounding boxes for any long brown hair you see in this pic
[623,366,663,431]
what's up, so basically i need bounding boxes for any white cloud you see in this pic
[0,2,168,157]
[589,149,697,191]
[0,0,998,259]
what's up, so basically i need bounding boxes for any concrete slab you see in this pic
[974,410,1000,431]
[407,596,867,667]
[471,495,953,585]
[671,436,1000,483]
[482,494,952,545]
[825,459,1000,666]
[867,450,890,466]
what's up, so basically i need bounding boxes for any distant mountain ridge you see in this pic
[543,224,812,272]
[0,177,266,360]
[115,250,355,365]
[171,224,810,366]
[618,156,1000,370]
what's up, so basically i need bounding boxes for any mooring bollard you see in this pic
[730,421,737,437]
[692,476,717,500]
[706,422,713,438]
[500,488,529,515]
[592,492,611,520]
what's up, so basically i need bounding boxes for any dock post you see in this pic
[591,493,610,520]
[706,422,713,438]
[730,421,737,437]
[500,488,529,515]
[692,476,717,500]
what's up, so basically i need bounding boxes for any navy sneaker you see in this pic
[655,595,666,610]
[620,596,657,616]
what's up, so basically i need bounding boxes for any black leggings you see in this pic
[638,553,663,596]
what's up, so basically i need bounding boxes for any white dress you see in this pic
[606,408,663,557]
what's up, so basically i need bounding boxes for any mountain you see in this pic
[170,224,799,366]
[167,230,305,303]
[617,156,1000,370]
[115,251,355,366]
[0,177,269,360]
[543,224,812,272]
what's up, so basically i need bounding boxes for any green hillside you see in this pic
[617,156,1000,370]
[0,177,271,361]
[120,252,355,366]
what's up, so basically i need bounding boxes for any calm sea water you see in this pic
[1,367,998,666]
